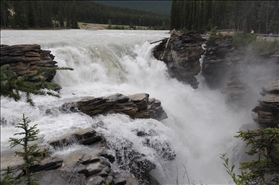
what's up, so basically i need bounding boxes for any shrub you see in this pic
[222,127,279,185]
[232,31,257,48]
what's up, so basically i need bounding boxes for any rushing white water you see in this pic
[1,30,253,184]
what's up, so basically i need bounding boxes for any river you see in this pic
[1,29,253,184]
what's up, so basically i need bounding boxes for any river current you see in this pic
[1,30,253,184]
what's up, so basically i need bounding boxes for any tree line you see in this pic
[0,0,170,29]
[170,0,279,34]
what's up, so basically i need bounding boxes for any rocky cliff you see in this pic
[153,32,279,128]
[201,36,234,89]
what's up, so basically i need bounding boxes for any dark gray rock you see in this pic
[252,80,279,128]
[30,157,63,173]
[33,170,86,185]
[49,128,103,149]
[153,31,206,88]
[61,93,168,121]
[202,36,234,89]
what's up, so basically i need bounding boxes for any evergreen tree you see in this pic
[169,0,279,33]
[13,1,28,29]
[1,0,11,28]
[9,114,50,185]
[0,64,72,106]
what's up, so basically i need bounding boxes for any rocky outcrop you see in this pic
[153,31,206,88]
[1,126,169,185]
[0,44,57,82]
[199,36,279,106]
[202,36,234,89]
[60,93,168,121]
[252,81,279,128]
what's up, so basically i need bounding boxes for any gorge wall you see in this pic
[153,31,279,128]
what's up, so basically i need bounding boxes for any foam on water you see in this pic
[1,30,253,184]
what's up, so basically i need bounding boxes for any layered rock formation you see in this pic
[0,44,57,81]
[60,93,168,121]
[252,81,279,128]
[153,31,206,88]
[1,127,167,185]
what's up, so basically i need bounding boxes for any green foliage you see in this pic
[208,26,222,41]
[222,127,279,185]
[232,32,257,48]
[221,153,249,185]
[232,31,279,55]
[108,19,112,29]
[249,39,279,55]
[0,166,24,185]
[170,1,279,33]
[1,1,169,29]
[0,65,73,106]
[9,114,50,185]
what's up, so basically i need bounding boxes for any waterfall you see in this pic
[1,30,253,184]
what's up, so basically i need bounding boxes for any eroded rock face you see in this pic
[153,31,206,88]
[200,36,279,107]
[221,54,278,107]
[252,81,279,128]
[61,93,168,121]
[202,36,234,89]
[0,44,57,81]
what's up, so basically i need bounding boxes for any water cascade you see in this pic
[1,30,253,184]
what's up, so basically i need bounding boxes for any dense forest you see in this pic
[96,0,171,15]
[171,0,279,34]
[0,0,170,29]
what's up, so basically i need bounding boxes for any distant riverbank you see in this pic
[78,22,156,30]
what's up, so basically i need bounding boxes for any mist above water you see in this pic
[1,30,254,184]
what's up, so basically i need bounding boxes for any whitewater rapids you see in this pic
[1,30,253,184]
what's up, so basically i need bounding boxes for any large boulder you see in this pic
[60,93,168,121]
[153,31,206,88]
[0,44,57,81]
